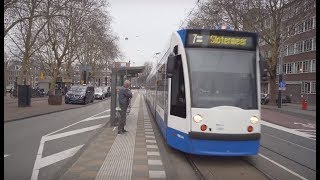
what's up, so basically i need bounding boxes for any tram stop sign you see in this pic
[279,81,286,91]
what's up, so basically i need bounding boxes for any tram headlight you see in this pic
[250,116,259,124]
[193,114,203,123]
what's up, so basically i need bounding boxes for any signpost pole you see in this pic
[278,45,284,108]
[278,74,283,108]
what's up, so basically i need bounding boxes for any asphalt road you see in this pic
[246,123,316,180]
[4,99,111,180]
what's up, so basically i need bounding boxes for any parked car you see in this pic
[6,85,14,93]
[261,93,269,105]
[94,87,105,99]
[32,87,46,97]
[103,86,111,97]
[276,95,291,104]
[65,85,94,105]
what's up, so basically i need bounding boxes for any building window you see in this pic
[313,17,316,29]
[301,82,310,93]
[302,60,311,73]
[305,18,314,31]
[288,44,295,55]
[295,22,304,34]
[294,61,302,73]
[284,45,288,56]
[311,59,316,72]
[295,41,303,54]
[312,38,316,50]
[286,63,293,74]
[276,64,279,75]
[283,64,287,74]
[311,82,316,93]
[302,82,316,94]
[304,39,313,52]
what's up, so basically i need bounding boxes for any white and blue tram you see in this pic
[145,28,262,156]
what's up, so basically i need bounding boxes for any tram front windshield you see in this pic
[186,48,258,109]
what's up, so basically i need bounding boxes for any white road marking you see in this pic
[45,109,110,137]
[294,122,315,128]
[293,129,316,132]
[91,109,110,117]
[148,159,163,165]
[146,140,157,143]
[32,110,109,180]
[263,133,316,152]
[147,151,160,156]
[37,145,84,169]
[31,136,46,180]
[43,124,104,142]
[147,145,158,149]
[145,135,155,139]
[149,170,166,178]
[80,115,110,122]
[261,120,315,140]
[258,153,308,180]
[4,154,10,158]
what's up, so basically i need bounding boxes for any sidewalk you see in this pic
[3,95,106,122]
[60,93,166,180]
[262,103,316,121]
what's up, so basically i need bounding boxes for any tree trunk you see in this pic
[269,76,278,105]
[48,67,59,95]
[4,62,7,96]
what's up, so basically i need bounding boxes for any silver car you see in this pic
[94,87,105,99]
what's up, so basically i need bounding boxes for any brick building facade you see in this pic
[259,0,316,105]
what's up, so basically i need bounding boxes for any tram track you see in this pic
[185,153,270,180]
[259,144,315,172]
[185,154,205,180]
[244,144,316,180]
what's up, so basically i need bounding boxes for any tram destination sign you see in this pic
[185,30,257,50]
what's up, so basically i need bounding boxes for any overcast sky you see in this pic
[108,0,198,66]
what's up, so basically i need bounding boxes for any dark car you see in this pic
[261,93,269,105]
[65,85,94,104]
[276,95,291,104]
[103,86,111,97]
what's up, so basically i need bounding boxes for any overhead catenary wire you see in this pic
[178,0,201,29]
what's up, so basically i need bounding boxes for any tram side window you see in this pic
[170,56,186,118]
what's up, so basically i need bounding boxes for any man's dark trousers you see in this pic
[118,105,128,132]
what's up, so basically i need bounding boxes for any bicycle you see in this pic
[10,89,17,98]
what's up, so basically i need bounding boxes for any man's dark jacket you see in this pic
[118,86,132,108]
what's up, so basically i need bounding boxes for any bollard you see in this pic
[302,98,307,110]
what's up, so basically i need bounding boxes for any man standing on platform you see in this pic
[118,80,132,134]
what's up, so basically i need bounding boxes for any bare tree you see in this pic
[138,61,153,86]
[184,0,315,104]
[5,0,51,86]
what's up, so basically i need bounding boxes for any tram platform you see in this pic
[60,92,167,180]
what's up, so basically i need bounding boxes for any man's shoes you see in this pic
[122,129,128,133]
[118,131,123,135]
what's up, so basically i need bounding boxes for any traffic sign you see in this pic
[279,81,286,87]
[40,72,44,80]
[279,81,286,90]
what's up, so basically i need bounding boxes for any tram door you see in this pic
[170,55,186,118]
